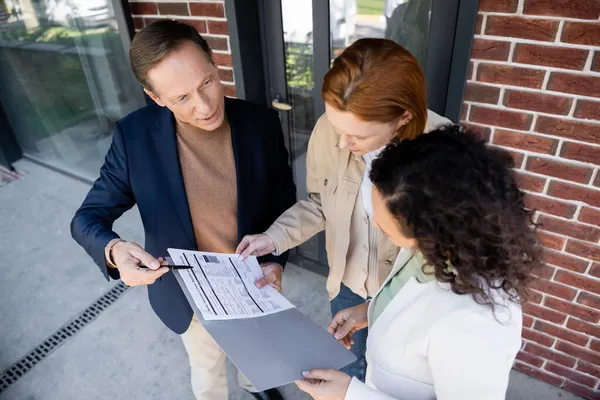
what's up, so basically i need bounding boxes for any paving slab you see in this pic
[0,159,144,370]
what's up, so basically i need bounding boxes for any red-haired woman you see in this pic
[236,38,449,380]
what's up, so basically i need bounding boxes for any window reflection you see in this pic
[0,0,144,179]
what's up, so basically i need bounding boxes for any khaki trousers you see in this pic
[181,315,255,399]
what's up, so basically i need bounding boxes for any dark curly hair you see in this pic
[370,124,541,307]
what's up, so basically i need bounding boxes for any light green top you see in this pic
[371,251,436,324]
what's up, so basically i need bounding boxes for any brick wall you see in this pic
[461,0,600,398]
[126,1,235,97]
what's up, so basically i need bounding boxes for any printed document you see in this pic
[167,248,294,320]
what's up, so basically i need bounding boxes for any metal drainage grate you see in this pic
[0,282,131,394]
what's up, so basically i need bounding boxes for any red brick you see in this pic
[506,150,525,168]
[523,327,555,346]
[555,270,600,294]
[514,44,588,70]
[513,362,565,387]
[213,53,232,67]
[526,157,593,184]
[538,215,600,243]
[530,289,544,304]
[542,248,589,273]
[593,52,600,73]
[548,181,600,207]
[524,342,576,367]
[574,100,600,121]
[470,106,533,130]
[535,264,557,280]
[531,277,578,300]
[524,0,600,20]
[523,314,535,328]
[576,361,600,380]
[544,362,598,388]
[504,91,572,116]
[132,17,145,30]
[485,16,559,42]
[563,381,600,399]
[526,193,577,218]
[544,296,600,323]
[579,207,600,226]
[461,123,491,141]
[470,39,511,61]
[537,230,567,250]
[515,171,546,193]
[157,2,189,15]
[595,174,600,188]
[223,84,236,98]
[567,317,600,339]
[523,303,567,325]
[516,350,545,367]
[207,20,229,35]
[555,341,600,366]
[578,292,600,311]
[547,72,600,98]
[592,263,600,278]
[562,21,600,46]
[536,116,600,145]
[592,339,600,353]
[183,20,207,34]
[189,2,225,18]
[217,68,233,83]
[479,0,518,12]
[477,64,545,89]
[206,36,229,52]
[534,320,589,346]
[560,142,600,166]
[494,129,559,154]
[566,240,600,262]
[464,82,501,104]
[130,2,158,15]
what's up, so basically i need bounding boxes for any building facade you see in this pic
[0,0,598,397]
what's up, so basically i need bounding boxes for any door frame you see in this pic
[226,0,479,121]
[224,0,479,268]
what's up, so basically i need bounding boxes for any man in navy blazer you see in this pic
[71,20,295,400]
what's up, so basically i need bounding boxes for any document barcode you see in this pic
[203,255,221,263]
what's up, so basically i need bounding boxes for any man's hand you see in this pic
[111,241,170,286]
[296,369,351,400]
[236,234,276,261]
[255,262,283,293]
[328,302,369,349]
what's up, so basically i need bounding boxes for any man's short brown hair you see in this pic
[129,19,213,90]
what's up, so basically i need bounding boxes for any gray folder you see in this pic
[172,266,357,391]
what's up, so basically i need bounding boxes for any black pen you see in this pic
[138,264,193,270]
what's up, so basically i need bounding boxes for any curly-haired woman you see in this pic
[297,125,541,400]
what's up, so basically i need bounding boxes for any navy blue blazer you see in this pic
[71,97,297,334]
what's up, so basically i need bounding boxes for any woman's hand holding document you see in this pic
[166,248,356,392]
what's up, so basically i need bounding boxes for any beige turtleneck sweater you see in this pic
[175,118,238,253]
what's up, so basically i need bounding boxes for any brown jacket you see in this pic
[266,110,450,299]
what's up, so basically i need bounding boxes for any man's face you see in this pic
[144,40,225,131]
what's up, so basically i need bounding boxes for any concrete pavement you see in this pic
[0,159,582,399]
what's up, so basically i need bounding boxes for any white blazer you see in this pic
[345,248,523,400]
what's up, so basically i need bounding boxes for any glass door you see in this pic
[260,0,475,268]
[0,0,145,180]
